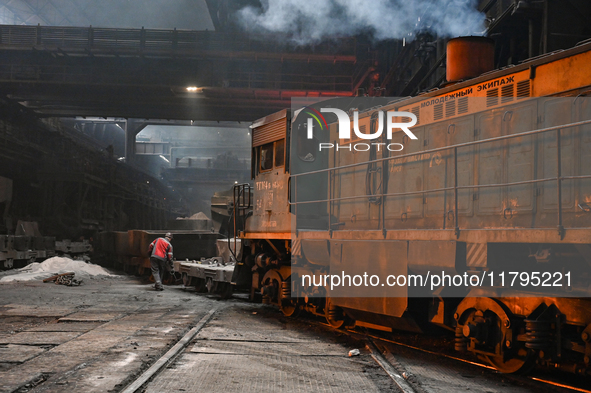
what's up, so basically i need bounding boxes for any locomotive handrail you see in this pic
[289,118,591,179]
[291,174,591,205]
[231,183,252,260]
[291,117,591,239]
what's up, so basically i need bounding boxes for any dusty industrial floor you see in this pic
[0,272,582,393]
[0,274,394,393]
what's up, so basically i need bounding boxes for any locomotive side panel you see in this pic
[580,100,591,210]
[331,115,376,230]
[476,109,504,215]
[384,127,426,227]
[503,100,537,221]
[540,98,575,221]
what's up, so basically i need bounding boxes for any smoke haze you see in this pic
[239,0,485,43]
[0,0,214,30]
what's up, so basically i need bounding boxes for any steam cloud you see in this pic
[239,0,485,43]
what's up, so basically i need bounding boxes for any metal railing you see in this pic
[0,25,357,60]
[290,117,591,239]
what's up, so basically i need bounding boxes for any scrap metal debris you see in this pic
[43,272,82,286]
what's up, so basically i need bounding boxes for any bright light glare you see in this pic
[186,86,199,92]
[159,155,170,163]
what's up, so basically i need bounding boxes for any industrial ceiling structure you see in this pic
[0,1,359,122]
[0,0,589,123]
[0,24,358,121]
[0,0,590,236]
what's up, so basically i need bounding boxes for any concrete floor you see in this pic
[0,275,394,392]
[146,303,395,393]
[1,273,581,393]
[0,276,216,392]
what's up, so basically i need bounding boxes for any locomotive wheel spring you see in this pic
[280,281,291,300]
[524,319,552,350]
[455,325,469,352]
[327,307,340,320]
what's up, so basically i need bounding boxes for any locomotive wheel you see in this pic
[484,350,536,374]
[325,298,345,329]
[280,301,299,317]
[456,297,536,374]
[194,278,207,293]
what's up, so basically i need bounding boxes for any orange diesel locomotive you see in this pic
[234,37,591,374]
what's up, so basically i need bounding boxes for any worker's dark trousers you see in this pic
[150,257,166,289]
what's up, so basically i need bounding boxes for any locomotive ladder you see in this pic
[231,183,252,260]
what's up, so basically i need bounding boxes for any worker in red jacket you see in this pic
[148,232,174,291]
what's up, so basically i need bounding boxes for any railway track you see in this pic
[310,319,591,393]
[120,307,219,393]
[118,298,399,392]
[115,290,591,393]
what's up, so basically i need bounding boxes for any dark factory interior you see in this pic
[2,1,591,391]
[0,0,590,239]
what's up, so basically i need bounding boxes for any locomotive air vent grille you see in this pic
[517,80,531,98]
[445,100,456,118]
[458,97,469,114]
[434,103,444,120]
[486,88,499,107]
[411,106,420,125]
[501,84,514,103]
[252,118,287,147]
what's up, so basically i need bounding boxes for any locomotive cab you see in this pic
[246,109,291,236]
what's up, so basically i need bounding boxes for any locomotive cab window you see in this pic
[260,142,274,171]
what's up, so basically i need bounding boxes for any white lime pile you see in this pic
[0,256,116,282]
[176,212,209,220]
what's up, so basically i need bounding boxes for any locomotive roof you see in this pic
[251,108,290,130]
[399,38,591,107]
[250,39,591,126]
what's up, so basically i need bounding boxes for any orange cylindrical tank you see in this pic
[446,36,495,82]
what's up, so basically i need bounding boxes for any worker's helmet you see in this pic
[165,232,173,240]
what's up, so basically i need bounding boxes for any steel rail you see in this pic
[311,319,591,393]
[120,307,218,393]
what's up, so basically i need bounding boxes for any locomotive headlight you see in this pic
[186,86,200,92]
